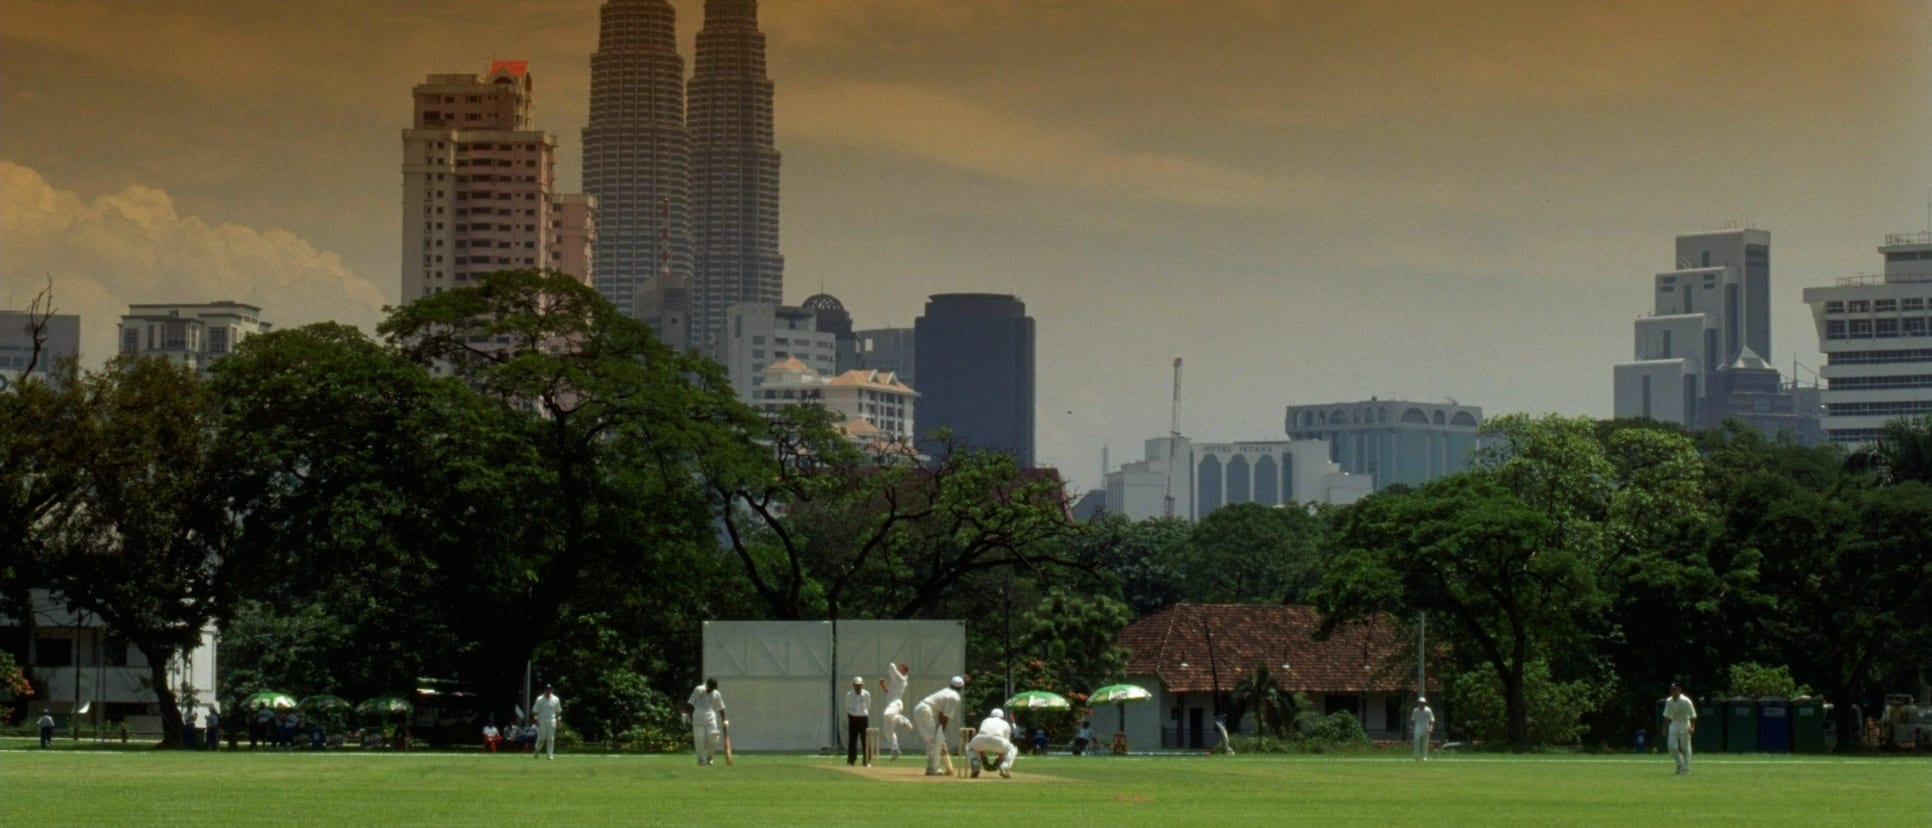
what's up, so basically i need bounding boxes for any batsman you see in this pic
[912,675,965,777]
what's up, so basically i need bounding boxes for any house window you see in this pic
[34,637,73,667]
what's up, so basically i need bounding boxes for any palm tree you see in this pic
[1228,664,1298,738]
[1848,416,1932,485]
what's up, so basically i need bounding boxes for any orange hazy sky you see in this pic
[5,0,1931,483]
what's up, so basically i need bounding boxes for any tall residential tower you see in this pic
[402,62,594,302]
[689,0,784,354]
[583,0,692,346]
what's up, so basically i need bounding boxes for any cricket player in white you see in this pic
[1410,696,1435,761]
[968,708,1018,779]
[912,675,964,776]
[1663,681,1697,775]
[686,678,727,766]
[880,663,913,759]
[532,685,563,760]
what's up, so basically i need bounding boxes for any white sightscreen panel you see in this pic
[704,621,833,751]
[704,620,966,751]
[834,619,967,719]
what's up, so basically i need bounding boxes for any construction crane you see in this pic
[1163,357,1182,518]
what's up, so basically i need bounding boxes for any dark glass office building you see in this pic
[914,294,1035,467]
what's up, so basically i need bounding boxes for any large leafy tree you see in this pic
[20,356,233,746]
[706,420,1083,623]
[1736,478,1932,749]
[1065,513,1188,617]
[1014,586,1131,697]
[1177,502,1330,604]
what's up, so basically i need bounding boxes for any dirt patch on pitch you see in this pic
[824,761,1067,783]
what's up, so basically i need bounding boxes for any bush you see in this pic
[1451,659,1605,746]
[1298,710,1371,749]
[1727,663,1813,699]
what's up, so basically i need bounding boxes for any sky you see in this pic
[5,0,1932,490]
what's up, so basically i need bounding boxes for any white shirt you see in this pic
[1663,694,1697,730]
[845,687,872,717]
[483,725,500,738]
[885,667,909,704]
[1411,706,1434,730]
[533,693,562,726]
[688,686,725,724]
[38,714,54,728]
[916,687,961,722]
[976,716,1012,741]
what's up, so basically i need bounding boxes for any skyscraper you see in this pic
[1612,228,1817,440]
[915,294,1036,467]
[583,0,692,345]
[689,0,784,354]
[402,62,593,302]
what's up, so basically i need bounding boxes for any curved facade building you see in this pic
[584,0,692,344]
[689,0,784,354]
[1284,399,1481,491]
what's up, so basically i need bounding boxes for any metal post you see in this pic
[1417,612,1426,697]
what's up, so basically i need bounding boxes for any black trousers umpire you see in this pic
[848,714,869,765]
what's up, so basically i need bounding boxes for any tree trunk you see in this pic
[147,654,185,749]
[1504,668,1529,749]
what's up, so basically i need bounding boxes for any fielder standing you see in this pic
[845,676,872,767]
[968,708,1018,779]
[912,675,964,777]
[1410,695,1435,761]
[532,684,563,760]
[880,662,913,759]
[685,678,727,766]
[1663,681,1697,775]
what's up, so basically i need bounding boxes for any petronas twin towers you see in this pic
[584,0,782,353]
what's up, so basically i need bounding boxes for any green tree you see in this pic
[1736,479,1932,749]
[1015,586,1131,696]
[1726,662,1813,699]
[1228,663,1299,738]
[1316,473,1599,748]
[1449,658,1604,746]
[22,356,233,747]
[1178,502,1329,604]
[1068,514,1188,616]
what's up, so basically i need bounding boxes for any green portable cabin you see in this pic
[1791,697,1829,753]
[1724,697,1758,752]
[1757,697,1792,752]
[1693,696,1724,753]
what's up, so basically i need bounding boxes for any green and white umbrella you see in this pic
[298,695,353,713]
[1090,683,1154,736]
[1004,690,1072,710]
[242,691,298,711]
[355,696,415,718]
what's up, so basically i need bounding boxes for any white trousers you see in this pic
[535,721,557,758]
[692,716,721,764]
[882,699,912,753]
[968,733,1017,773]
[1668,725,1692,772]
[1413,726,1429,759]
[913,704,948,771]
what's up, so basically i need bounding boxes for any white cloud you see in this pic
[0,161,387,367]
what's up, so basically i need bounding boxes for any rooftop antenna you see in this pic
[1163,357,1183,518]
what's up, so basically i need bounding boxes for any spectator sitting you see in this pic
[1033,727,1048,756]
[482,721,503,753]
[1074,721,1094,756]
[520,722,539,751]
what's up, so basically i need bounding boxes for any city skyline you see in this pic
[4,1,1932,490]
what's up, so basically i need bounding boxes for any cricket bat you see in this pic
[723,722,734,766]
[937,722,955,776]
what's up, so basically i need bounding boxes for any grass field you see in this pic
[2,743,1926,826]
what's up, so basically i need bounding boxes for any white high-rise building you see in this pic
[1105,437,1370,521]
[117,301,270,374]
[715,303,837,402]
[402,62,593,303]
[1803,232,1932,445]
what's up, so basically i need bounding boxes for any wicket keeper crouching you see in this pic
[968,708,1018,779]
